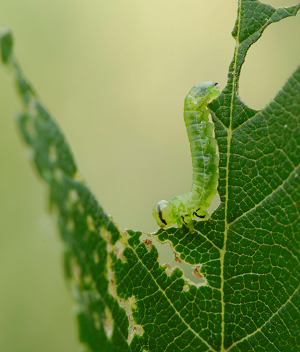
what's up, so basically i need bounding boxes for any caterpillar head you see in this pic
[185,82,219,109]
[152,200,172,228]
[196,81,219,99]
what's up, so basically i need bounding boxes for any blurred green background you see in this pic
[0,0,299,351]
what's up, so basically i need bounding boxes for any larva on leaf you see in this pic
[153,82,220,228]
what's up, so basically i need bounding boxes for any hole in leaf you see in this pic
[266,0,299,6]
[207,192,221,216]
[239,13,300,109]
[48,145,57,163]
[103,306,113,339]
[140,233,206,285]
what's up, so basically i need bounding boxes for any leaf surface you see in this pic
[1,1,300,351]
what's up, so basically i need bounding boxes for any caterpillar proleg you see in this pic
[152,82,220,228]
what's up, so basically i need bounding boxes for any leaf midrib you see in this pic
[220,1,242,350]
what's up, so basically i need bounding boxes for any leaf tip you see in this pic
[0,26,13,64]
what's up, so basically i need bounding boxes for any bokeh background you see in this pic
[0,0,299,351]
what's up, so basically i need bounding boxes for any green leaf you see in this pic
[0,27,13,64]
[1,1,300,351]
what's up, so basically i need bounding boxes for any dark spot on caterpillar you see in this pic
[213,82,218,86]
[157,203,167,225]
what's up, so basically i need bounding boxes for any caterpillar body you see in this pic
[152,82,220,228]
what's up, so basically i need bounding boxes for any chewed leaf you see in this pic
[1,1,300,351]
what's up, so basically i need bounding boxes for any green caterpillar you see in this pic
[152,82,220,228]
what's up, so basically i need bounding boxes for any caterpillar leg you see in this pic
[193,208,209,220]
[193,212,205,219]
[180,214,195,228]
[181,215,188,226]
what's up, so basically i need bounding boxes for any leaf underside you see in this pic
[1,1,300,351]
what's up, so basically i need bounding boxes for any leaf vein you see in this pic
[130,246,218,352]
[228,284,300,349]
[230,166,300,225]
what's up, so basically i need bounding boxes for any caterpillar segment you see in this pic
[153,82,220,228]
